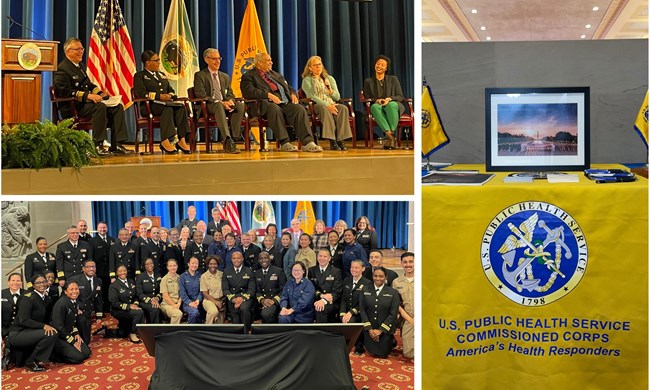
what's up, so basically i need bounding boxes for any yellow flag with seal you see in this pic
[294,201,316,235]
[422,82,450,158]
[634,91,648,147]
[231,0,267,97]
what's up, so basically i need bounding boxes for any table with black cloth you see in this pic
[146,328,357,389]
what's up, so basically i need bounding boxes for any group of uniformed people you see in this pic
[2,212,413,371]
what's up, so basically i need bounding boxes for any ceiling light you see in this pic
[585,24,591,28]
[481,26,486,31]
[592,6,599,11]
[486,36,492,41]
[580,34,586,39]
[471,9,478,14]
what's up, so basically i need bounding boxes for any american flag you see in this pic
[216,201,242,235]
[87,0,136,107]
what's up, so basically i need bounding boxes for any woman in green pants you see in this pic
[363,55,405,149]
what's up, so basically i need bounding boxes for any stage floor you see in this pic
[2,142,415,195]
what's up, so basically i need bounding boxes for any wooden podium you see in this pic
[1,38,58,125]
[131,216,162,238]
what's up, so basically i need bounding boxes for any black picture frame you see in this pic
[485,87,590,172]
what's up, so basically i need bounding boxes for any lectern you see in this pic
[1,38,58,125]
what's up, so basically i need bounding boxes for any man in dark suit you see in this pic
[90,221,114,312]
[308,249,343,323]
[253,252,286,323]
[363,250,398,286]
[184,230,209,270]
[77,220,91,242]
[207,207,229,237]
[69,260,103,344]
[133,50,191,154]
[141,226,165,275]
[240,232,261,269]
[222,252,255,332]
[175,205,199,232]
[133,223,149,270]
[240,52,322,153]
[52,37,132,156]
[109,228,139,281]
[55,226,93,286]
[193,48,244,154]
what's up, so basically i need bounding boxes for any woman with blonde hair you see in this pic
[301,56,352,150]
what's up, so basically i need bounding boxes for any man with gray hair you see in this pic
[240,52,322,152]
[193,48,245,154]
[53,37,132,156]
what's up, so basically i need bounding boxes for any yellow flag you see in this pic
[231,0,267,97]
[294,201,316,235]
[634,91,648,147]
[422,83,450,158]
[158,0,199,97]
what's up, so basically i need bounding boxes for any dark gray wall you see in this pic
[423,39,648,164]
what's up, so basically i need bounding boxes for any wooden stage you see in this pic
[2,142,414,195]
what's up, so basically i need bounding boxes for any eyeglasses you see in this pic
[148,58,161,62]
[207,57,222,61]
[68,47,84,52]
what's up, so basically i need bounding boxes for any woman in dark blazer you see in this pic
[51,281,91,364]
[108,265,144,343]
[6,275,57,371]
[133,50,191,154]
[354,216,378,256]
[362,55,405,149]
[360,267,400,358]
[135,258,162,324]
[341,229,369,278]
[24,237,57,290]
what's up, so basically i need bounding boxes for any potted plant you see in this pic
[2,119,100,170]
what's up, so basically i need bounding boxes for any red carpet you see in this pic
[2,316,414,389]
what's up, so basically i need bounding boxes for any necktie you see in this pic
[263,270,267,276]
[235,268,239,274]
[102,236,107,243]
[12,294,18,304]
[73,243,77,249]
[263,72,288,103]
[321,268,325,274]
[351,281,357,291]
[376,288,380,296]
[89,278,93,291]
[123,280,129,288]
[211,73,223,100]
[151,71,159,81]
[42,254,47,262]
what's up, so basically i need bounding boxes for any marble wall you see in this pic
[423,39,648,164]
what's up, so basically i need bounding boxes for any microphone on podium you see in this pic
[6,15,48,40]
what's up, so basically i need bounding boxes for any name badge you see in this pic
[270,275,278,281]
[80,249,87,253]
[243,275,250,279]
[326,276,334,281]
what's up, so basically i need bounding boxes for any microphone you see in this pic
[140,206,147,215]
[6,15,48,40]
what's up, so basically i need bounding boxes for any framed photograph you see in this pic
[485,87,590,172]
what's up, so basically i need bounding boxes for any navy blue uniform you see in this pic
[69,274,103,344]
[222,266,255,330]
[279,278,315,324]
[51,295,91,364]
[254,265,286,323]
[308,264,343,323]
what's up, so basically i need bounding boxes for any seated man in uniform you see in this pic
[53,37,133,156]
[363,249,398,286]
[307,249,343,323]
[241,53,322,153]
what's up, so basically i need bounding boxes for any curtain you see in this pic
[4,0,414,141]
[92,201,411,249]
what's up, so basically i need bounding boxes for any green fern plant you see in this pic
[2,119,100,170]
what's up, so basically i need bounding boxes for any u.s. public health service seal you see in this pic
[481,201,587,306]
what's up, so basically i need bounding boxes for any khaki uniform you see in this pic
[160,273,182,324]
[200,271,225,324]
[392,276,414,358]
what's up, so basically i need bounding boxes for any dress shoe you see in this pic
[337,140,348,151]
[223,138,240,154]
[95,145,111,157]
[329,140,341,151]
[110,144,134,155]
[159,143,178,154]
[175,143,192,154]
[128,333,141,343]
[27,361,46,372]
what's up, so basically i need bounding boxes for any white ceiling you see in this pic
[422,0,648,42]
